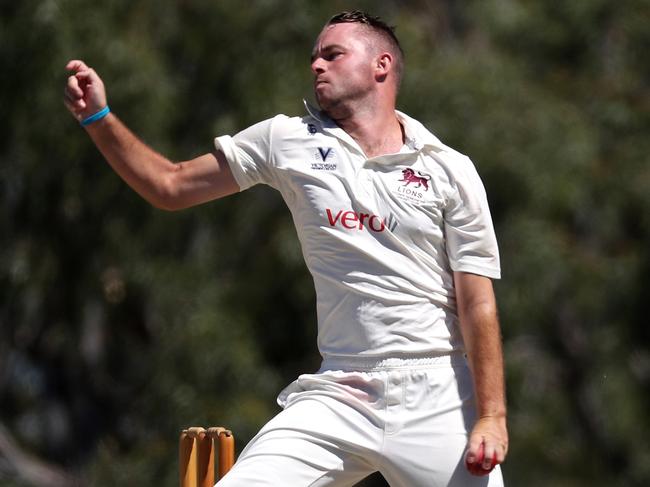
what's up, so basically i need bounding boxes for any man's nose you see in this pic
[311,57,325,74]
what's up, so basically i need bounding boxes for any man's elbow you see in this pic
[148,173,185,211]
[462,300,498,322]
[149,197,183,212]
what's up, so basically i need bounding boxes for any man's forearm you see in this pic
[460,300,506,418]
[84,113,178,209]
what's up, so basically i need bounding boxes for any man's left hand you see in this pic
[464,415,508,476]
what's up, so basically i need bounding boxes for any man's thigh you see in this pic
[380,432,504,487]
[378,365,504,487]
[217,397,379,487]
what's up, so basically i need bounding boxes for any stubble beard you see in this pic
[315,82,374,121]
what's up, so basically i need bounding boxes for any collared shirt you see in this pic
[215,103,500,358]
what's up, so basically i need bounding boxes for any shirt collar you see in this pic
[303,100,446,153]
[303,100,362,153]
[395,110,446,152]
[303,100,336,127]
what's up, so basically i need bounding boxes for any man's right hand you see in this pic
[64,60,108,122]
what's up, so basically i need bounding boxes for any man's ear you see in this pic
[375,52,393,82]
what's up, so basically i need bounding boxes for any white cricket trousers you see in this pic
[217,353,504,486]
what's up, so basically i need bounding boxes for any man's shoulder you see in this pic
[256,111,318,133]
[259,110,339,150]
[233,112,320,144]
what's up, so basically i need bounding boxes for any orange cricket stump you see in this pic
[180,427,235,487]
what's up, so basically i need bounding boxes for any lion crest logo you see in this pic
[399,168,431,191]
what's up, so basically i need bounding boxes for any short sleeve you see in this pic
[444,156,501,279]
[214,116,283,191]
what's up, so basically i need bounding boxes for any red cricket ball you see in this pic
[466,441,497,476]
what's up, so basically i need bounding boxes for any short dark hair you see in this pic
[327,10,404,88]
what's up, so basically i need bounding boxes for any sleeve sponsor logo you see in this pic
[318,147,333,160]
[325,208,397,233]
[311,147,337,171]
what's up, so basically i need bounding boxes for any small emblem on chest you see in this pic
[311,147,337,171]
[399,168,430,190]
[392,168,433,204]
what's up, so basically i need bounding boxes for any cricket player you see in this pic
[64,10,508,486]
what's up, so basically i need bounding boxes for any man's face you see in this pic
[311,23,376,115]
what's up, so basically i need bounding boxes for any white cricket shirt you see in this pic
[215,103,500,359]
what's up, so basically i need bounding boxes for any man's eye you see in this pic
[326,52,342,61]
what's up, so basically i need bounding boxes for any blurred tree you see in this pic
[1,0,648,486]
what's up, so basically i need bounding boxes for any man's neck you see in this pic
[328,101,404,158]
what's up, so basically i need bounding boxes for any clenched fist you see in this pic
[63,60,108,122]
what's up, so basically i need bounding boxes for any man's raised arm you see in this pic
[63,60,239,211]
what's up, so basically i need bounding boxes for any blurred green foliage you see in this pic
[1,0,649,486]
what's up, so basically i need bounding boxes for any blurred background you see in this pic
[1,0,649,485]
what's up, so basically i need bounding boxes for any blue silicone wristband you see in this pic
[80,106,110,126]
